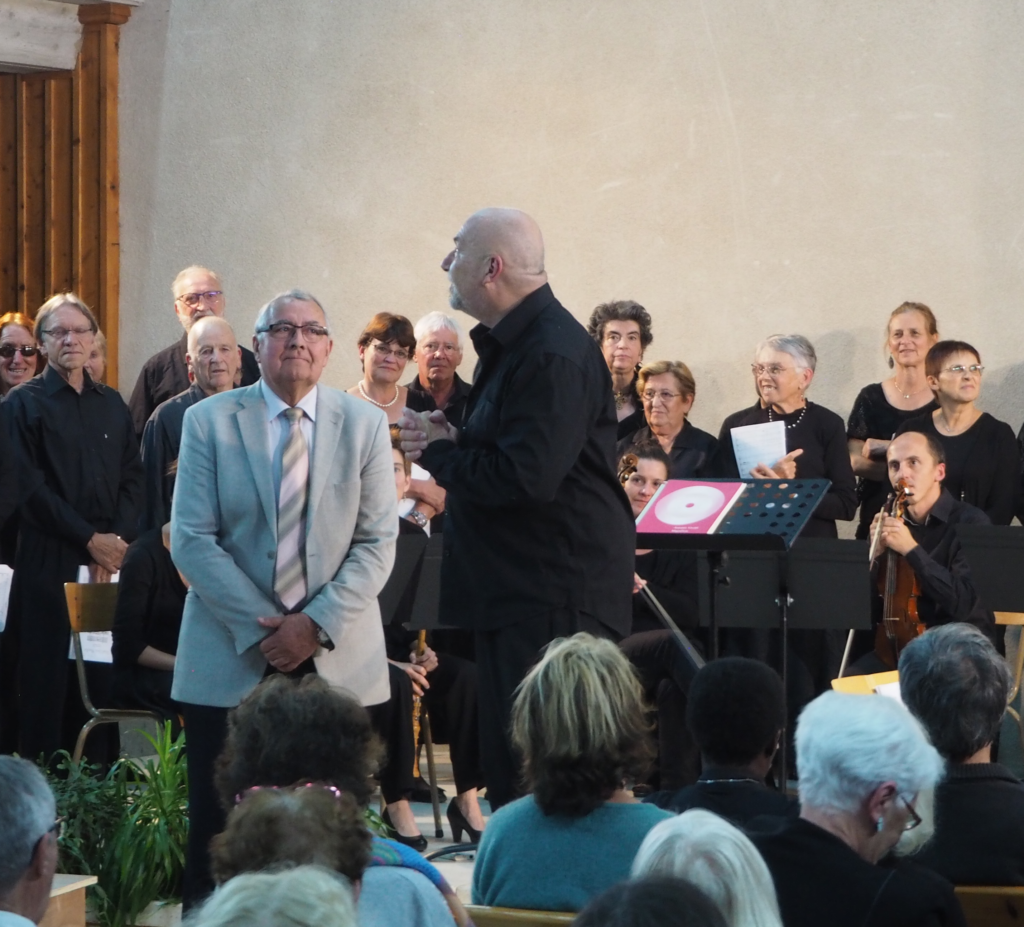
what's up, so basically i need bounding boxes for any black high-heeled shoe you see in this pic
[447,797,482,844]
[382,808,428,852]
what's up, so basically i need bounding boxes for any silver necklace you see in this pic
[358,381,399,408]
[894,377,928,401]
[767,403,807,429]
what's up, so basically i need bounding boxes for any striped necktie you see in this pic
[274,407,309,612]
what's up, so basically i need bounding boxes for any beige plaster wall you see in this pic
[119,0,1024,447]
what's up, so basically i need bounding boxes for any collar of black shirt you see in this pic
[43,362,100,395]
[405,371,471,402]
[469,282,554,352]
[905,487,956,527]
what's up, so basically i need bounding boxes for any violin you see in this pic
[872,479,925,670]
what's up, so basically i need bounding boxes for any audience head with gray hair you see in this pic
[252,289,333,407]
[899,624,1010,763]
[752,333,817,419]
[410,311,464,402]
[0,757,59,925]
[796,691,943,864]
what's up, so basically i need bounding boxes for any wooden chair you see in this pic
[831,669,899,695]
[996,612,1024,747]
[463,906,575,927]
[955,885,1024,927]
[64,582,163,763]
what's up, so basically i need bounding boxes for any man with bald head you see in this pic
[140,317,243,531]
[400,208,634,808]
[128,266,261,439]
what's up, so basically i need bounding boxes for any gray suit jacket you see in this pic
[170,382,396,708]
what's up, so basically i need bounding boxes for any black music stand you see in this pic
[957,525,1024,613]
[378,533,430,626]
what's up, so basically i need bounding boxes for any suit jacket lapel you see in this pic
[308,391,342,523]
[236,390,278,537]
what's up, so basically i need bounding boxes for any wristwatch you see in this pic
[406,509,429,529]
[312,621,335,652]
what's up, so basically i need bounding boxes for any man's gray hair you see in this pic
[900,624,1011,762]
[34,293,99,342]
[413,311,463,346]
[0,757,56,896]
[254,290,329,335]
[755,333,817,373]
[796,691,944,815]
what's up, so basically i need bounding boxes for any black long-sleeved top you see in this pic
[645,764,798,825]
[6,365,143,549]
[911,763,1024,886]
[128,332,260,439]
[420,284,635,634]
[896,411,1020,526]
[140,383,205,531]
[872,489,995,638]
[112,528,187,667]
[405,373,473,430]
[617,421,718,480]
[632,549,698,635]
[712,401,858,538]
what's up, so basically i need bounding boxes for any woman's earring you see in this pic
[876,817,885,833]
[888,354,894,369]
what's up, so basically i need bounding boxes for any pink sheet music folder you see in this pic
[635,480,748,535]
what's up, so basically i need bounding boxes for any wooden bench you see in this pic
[956,885,1024,926]
[464,905,576,926]
[41,874,97,927]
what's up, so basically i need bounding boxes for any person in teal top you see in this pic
[471,633,673,912]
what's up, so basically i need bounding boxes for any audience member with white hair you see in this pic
[0,756,59,926]
[899,624,1024,885]
[632,809,783,927]
[405,311,470,427]
[183,866,356,927]
[752,692,964,927]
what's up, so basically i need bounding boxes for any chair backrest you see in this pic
[464,905,576,927]
[64,582,119,634]
[955,885,1024,927]
[831,670,899,695]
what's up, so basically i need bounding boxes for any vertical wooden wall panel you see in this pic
[17,76,46,315]
[0,76,18,313]
[45,76,73,297]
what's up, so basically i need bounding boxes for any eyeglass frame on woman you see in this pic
[640,389,682,404]
[256,321,331,342]
[751,363,805,378]
[367,341,411,362]
[900,794,922,832]
[0,344,39,359]
[942,364,984,376]
[176,290,223,309]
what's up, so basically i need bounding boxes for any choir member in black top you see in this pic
[1,294,143,763]
[616,360,718,478]
[616,445,702,790]
[111,524,186,730]
[896,340,1019,525]
[899,624,1024,886]
[128,267,259,440]
[847,302,939,538]
[713,334,857,537]
[587,300,654,441]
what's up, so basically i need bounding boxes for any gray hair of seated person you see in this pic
[254,289,329,335]
[899,624,1011,762]
[754,334,817,373]
[413,311,464,346]
[795,691,943,816]
[184,865,356,927]
[631,810,783,927]
[0,757,56,896]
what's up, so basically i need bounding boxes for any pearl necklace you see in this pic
[767,403,807,429]
[358,381,399,408]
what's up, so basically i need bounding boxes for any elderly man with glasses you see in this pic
[128,266,261,440]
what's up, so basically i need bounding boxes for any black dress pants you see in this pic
[424,652,484,795]
[474,609,615,811]
[367,663,417,804]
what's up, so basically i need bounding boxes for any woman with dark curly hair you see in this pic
[587,300,653,441]
[347,312,416,425]
[472,633,671,912]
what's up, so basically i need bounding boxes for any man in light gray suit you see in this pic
[170,289,396,907]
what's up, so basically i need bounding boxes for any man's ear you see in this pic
[935,461,946,483]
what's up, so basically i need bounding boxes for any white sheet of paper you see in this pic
[730,421,788,478]
[874,681,903,702]
[0,564,13,633]
[67,567,118,663]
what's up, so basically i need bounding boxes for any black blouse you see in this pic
[617,421,718,480]
[632,548,699,635]
[895,411,1020,526]
[712,402,858,538]
[847,383,937,537]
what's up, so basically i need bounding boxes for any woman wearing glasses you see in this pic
[347,313,416,426]
[616,361,717,479]
[895,340,1019,525]
[713,334,857,539]
[0,312,42,397]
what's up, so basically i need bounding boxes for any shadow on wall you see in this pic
[980,362,1024,436]
[811,328,859,419]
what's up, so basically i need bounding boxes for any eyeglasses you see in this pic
[900,795,922,832]
[257,321,330,342]
[176,290,223,309]
[751,364,800,377]
[944,364,984,376]
[49,816,66,840]
[625,474,665,491]
[40,326,94,341]
[369,342,411,362]
[0,344,39,359]
[641,390,682,404]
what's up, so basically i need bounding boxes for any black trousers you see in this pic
[619,630,701,791]
[367,663,417,804]
[474,609,615,810]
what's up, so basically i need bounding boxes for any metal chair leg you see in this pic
[72,716,102,764]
